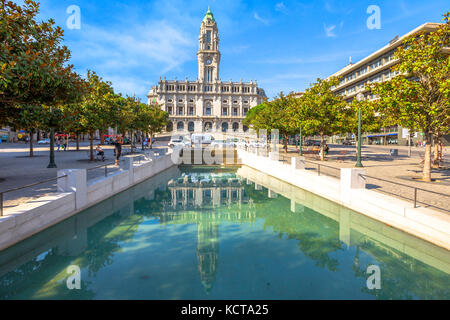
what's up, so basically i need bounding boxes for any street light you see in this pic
[47,107,57,168]
[355,93,364,168]
[299,126,303,156]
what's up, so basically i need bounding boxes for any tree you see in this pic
[301,78,347,160]
[369,13,449,181]
[0,0,85,121]
[243,94,297,153]
[146,104,168,149]
[8,104,47,156]
[79,71,115,161]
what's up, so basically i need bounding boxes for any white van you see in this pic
[191,133,215,147]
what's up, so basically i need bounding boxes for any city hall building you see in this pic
[147,8,266,134]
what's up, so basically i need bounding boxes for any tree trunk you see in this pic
[432,134,441,168]
[100,129,105,144]
[320,134,325,161]
[76,134,80,151]
[89,132,94,161]
[422,132,432,182]
[283,133,288,153]
[149,131,153,149]
[66,134,69,151]
[130,130,134,154]
[29,130,33,157]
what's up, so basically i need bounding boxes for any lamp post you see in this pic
[355,93,364,168]
[47,107,57,168]
[299,126,303,156]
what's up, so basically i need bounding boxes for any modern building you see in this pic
[147,8,266,135]
[328,22,446,146]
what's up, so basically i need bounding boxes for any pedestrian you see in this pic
[324,143,329,155]
[96,144,105,161]
[113,136,122,166]
[56,139,61,151]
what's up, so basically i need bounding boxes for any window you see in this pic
[370,75,382,83]
[370,59,382,70]
[243,108,248,116]
[188,107,194,115]
[167,106,172,115]
[359,67,368,75]
[178,107,183,115]
[178,99,183,102]
[206,31,211,46]
[223,100,227,103]
[205,106,211,115]
[346,73,356,82]
[221,122,229,132]
[233,108,238,116]
[222,107,228,116]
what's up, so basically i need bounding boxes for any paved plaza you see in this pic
[277,144,450,212]
[0,140,168,211]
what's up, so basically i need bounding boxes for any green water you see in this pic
[0,165,449,300]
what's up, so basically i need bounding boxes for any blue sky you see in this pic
[36,0,449,100]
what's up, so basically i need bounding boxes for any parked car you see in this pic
[169,135,191,148]
[191,133,214,147]
[343,140,355,145]
[305,140,320,146]
[37,139,50,144]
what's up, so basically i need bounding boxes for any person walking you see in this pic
[113,136,122,166]
[56,139,61,151]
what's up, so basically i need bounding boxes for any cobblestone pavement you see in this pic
[0,141,168,212]
[276,144,450,213]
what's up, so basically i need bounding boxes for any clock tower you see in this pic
[197,7,220,83]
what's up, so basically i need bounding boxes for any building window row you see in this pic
[338,49,399,87]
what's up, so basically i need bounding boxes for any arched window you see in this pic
[232,122,239,132]
[177,121,184,131]
[204,122,212,132]
[188,121,195,132]
[243,125,249,132]
[166,122,173,132]
[221,122,229,132]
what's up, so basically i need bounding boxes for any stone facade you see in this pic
[147,8,266,134]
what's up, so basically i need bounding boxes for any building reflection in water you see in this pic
[165,170,255,293]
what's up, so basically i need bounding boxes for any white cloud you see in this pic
[253,12,269,25]
[324,24,337,37]
[275,2,287,13]
[69,21,196,74]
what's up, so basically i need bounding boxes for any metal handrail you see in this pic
[360,173,450,212]
[0,174,68,217]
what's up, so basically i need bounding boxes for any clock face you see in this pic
[205,58,212,65]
